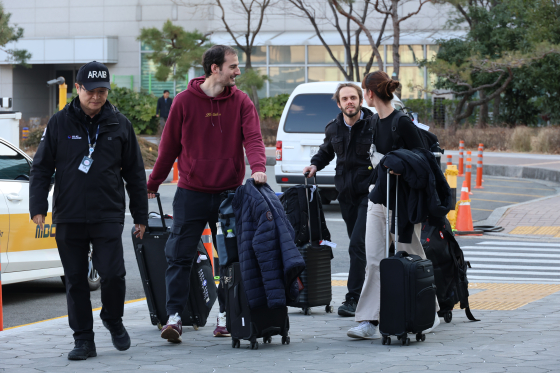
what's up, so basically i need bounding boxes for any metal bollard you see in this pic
[458,140,465,176]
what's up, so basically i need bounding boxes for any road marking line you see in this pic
[467,276,560,284]
[471,198,519,204]
[471,263,560,270]
[474,191,545,197]
[464,251,558,258]
[477,241,560,247]
[477,184,556,191]
[472,208,494,212]
[519,160,560,167]
[464,257,560,264]
[4,297,147,331]
[463,246,560,252]
[325,218,345,222]
[469,269,560,276]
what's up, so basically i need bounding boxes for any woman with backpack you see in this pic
[346,71,440,340]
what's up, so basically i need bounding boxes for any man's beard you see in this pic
[341,105,361,118]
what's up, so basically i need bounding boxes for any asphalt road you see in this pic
[2,166,558,329]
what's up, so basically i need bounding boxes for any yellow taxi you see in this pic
[0,137,100,290]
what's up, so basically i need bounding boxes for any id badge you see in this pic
[78,156,94,173]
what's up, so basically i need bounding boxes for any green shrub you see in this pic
[71,84,158,135]
[260,94,290,120]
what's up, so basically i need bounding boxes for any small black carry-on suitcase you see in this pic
[379,174,437,346]
[132,193,217,330]
[287,173,333,315]
[225,262,290,350]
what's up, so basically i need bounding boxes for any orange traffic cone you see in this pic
[455,181,482,236]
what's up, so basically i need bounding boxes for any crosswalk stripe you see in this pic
[469,269,560,276]
[463,251,556,258]
[477,241,560,248]
[463,246,560,253]
[465,257,560,264]
[468,276,560,283]
[472,264,560,271]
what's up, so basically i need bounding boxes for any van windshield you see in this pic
[284,94,342,133]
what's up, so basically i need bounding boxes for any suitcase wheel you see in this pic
[325,305,334,313]
[401,337,410,346]
[444,311,452,323]
[157,323,163,331]
[416,333,426,342]
[250,341,259,350]
[303,307,311,315]
[232,339,240,348]
[382,336,391,345]
[192,323,199,331]
[263,336,272,344]
[281,336,290,345]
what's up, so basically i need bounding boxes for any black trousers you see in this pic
[339,196,368,302]
[165,187,221,315]
[56,223,126,341]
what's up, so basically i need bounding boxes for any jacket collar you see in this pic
[67,97,120,132]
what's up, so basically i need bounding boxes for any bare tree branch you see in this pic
[398,0,431,24]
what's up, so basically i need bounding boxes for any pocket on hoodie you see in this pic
[187,158,239,188]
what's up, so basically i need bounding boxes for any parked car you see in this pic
[274,81,404,203]
[0,137,100,290]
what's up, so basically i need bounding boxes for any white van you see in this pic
[274,81,404,203]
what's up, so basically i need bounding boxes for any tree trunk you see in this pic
[244,51,261,118]
[391,0,401,97]
[477,91,488,128]
[493,94,501,125]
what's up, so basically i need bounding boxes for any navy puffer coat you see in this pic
[232,179,306,309]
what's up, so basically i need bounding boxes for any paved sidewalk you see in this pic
[2,286,560,373]
[498,194,560,237]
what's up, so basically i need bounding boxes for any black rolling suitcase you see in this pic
[132,193,217,330]
[287,174,333,315]
[379,174,436,346]
[225,262,290,350]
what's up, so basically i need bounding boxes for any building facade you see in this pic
[0,0,462,121]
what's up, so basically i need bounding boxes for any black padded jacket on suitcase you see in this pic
[284,174,333,315]
[225,262,290,350]
[132,193,217,330]
[378,173,436,346]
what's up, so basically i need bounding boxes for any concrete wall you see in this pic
[0,65,13,100]
[12,65,53,121]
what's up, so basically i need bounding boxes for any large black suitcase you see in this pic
[225,262,290,350]
[132,193,217,330]
[287,174,333,315]
[379,174,436,346]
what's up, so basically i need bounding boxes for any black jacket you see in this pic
[156,96,173,118]
[369,148,452,243]
[310,108,375,205]
[29,98,149,225]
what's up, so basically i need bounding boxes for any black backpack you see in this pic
[421,218,479,323]
[280,185,331,246]
[387,110,443,154]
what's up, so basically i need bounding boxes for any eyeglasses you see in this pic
[79,86,109,95]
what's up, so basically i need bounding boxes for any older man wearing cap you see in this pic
[29,61,148,360]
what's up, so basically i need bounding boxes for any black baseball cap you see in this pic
[76,61,111,91]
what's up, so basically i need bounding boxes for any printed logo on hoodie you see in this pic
[205,112,222,118]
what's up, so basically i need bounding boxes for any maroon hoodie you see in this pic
[147,77,266,193]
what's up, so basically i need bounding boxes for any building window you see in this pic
[386,45,424,64]
[269,46,305,64]
[240,66,268,98]
[357,45,383,64]
[427,44,439,60]
[269,66,305,96]
[235,46,267,65]
[308,67,346,82]
[386,66,425,99]
[308,45,345,64]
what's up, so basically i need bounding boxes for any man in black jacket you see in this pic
[303,83,374,317]
[29,61,148,360]
[156,90,173,139]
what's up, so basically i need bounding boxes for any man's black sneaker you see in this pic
[338,298,358,317]
[68,340,97,360]
[103,319,131,351]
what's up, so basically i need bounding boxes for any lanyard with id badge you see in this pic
[78,124,100,174]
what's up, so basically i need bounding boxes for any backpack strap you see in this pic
[390,111,409,150]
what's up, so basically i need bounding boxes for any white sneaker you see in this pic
[347,321,381,340]
[423,313,441,333]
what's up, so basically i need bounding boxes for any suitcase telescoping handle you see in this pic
[385,171,399,258]
[304,171,323,243]
[154,193,167,229]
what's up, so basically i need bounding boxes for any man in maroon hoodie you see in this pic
[147,45,267,343]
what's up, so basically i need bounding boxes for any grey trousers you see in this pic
[354,196,440,322]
